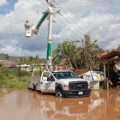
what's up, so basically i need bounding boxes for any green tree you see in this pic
[82,34,104,70]
[34,55,41,65]
[0,63,3,70]
[4,54,9,60]
[28,56,34,65]
[53,34,104,70]
[53,40,79,68]
[19,57,24,64]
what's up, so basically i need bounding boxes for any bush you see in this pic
[0,67,30,89]
[6,80,28,89]
[0,74,5,80]
[0,81,5,87]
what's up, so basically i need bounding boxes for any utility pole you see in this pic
[25,0,56,71]
[47,4,54,71]
[46,0,57,71]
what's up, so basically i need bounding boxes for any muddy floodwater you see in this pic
[0,89,120,120]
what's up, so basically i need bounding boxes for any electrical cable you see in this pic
[55,3,120,8]
[60,8,89,36]
[56,1,105,43]
[58,12,84,39]
[53,21,81,41]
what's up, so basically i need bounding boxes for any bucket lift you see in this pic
[24,7,53,37]
[25,20,33,37]
[24,6,55,70]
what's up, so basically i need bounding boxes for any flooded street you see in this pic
[0,89,120,120]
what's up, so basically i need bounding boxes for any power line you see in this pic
[58,12,84,39]
[56,2,106,41]
[57,10,98,43]
[55,10,105,46]
[34,1,92,43]
[60,0,95,1]
[53,21,80,41]
[53,21,81,41]
[60,8,89,36]
[56,3,120,8]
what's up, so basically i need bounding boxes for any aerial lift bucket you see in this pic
[25,21,32,37]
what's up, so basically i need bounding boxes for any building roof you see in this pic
[99,50,120,61]
[0,60,16,67]
[74,69,89,75]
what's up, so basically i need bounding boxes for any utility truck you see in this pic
[25,4,91,97]
[29,70,91,97]
[25,6,91,97]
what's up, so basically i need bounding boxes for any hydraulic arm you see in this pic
[33,11,49,34]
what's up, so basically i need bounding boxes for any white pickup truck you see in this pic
[28,70,91,97]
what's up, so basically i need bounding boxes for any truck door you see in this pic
[40,71,55,93]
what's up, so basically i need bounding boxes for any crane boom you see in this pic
[36,12,49,29]
[33,11,49,34]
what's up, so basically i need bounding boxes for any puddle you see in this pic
[0,88,120,120]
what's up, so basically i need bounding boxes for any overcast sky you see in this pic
[0,0,120,58]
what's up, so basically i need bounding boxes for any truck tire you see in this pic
[33,84,36,91]
[55,88,64,98]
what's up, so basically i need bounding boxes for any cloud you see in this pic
[53,3,120,50]
[0,38,47,57]
[0,0,120,58]
[0,0,48,57]
[0,0,8,6]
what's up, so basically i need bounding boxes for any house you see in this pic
[98,50,120,89]
[0,60,16,69]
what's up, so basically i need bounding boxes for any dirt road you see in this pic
[0,88,120,120]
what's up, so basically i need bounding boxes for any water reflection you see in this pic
[0,89,120,120]
[38,91,105,120]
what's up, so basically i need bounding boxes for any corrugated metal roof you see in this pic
[99,50,120,61]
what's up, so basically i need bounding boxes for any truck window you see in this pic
[43,72,49,77]
[42,72,50,81]
[54,71,78,79]
[42,72,55,81]
[47,75,55,81]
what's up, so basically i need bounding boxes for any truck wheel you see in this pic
[33,85,36,91]
[55,89,64,98]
